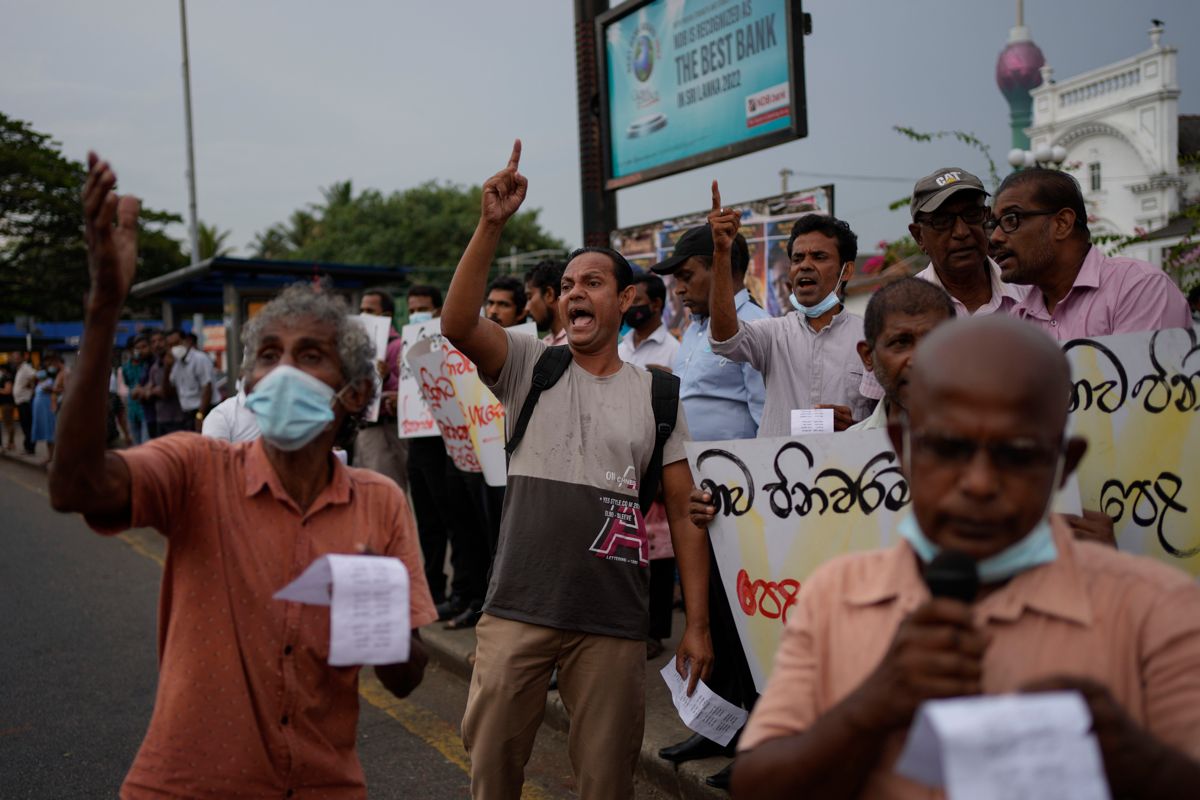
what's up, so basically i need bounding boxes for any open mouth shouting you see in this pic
[568,305,597,335]
[792,274,821,300]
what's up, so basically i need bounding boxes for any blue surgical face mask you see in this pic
[896,438,1064,584]
[409,311,433,324]
[790,265,847,318]
[245,365,340,452]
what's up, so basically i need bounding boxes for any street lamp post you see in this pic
[179,0,201,267]
[1007,144,1067,170]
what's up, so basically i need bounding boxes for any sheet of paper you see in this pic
[659,662,748,747]
[274,554,412,666]
[790,408,834,435]
[356,313,393,423]
[895,692,1111,800]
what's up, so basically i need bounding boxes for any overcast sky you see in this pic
[3,1,1197,262]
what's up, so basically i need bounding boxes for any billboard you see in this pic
[612,184,832,330]
[597,0,807,189]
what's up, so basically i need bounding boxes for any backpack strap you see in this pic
[638,367,680,512]
[505,345,572,460]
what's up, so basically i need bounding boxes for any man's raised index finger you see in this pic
[711,179,721,211]
[507,139,522,171]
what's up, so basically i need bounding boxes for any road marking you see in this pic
[1,470,48,497]
[103,505,555,799]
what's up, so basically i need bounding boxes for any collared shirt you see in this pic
[741,518,1200,799]
[618,321,680,369]
[148,357,183,424]
[846,397,890,432]
[542,328,568,346]
[673,289,768,442]
[1010,246,1192,340]
[711,308,873,438]
[13,362,36,404]
[121,359,148,424]
[915,257,1026,317]
[201,390,261,443]
[170,347,215,412]
[87,434,437,798]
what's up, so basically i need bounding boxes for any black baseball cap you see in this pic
[650,224,749,275]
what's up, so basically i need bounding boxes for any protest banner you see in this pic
[690,326,1197,691]
[396,319,441,439]
[401,320,537,486]
[355,313,392,423]
[1063,325,1200,574]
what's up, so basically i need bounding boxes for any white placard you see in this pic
[356,313,394,424]
[274,554,412,666]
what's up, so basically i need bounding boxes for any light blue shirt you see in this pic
[672,289,768,442]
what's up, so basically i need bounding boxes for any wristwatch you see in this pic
[195,411,205,421]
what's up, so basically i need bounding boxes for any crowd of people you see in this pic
[38,143,1200,800]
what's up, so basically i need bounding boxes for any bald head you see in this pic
[910,316,1072,435]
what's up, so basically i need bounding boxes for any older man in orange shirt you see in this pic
[732,316,1200,799]
[49,153,437,799]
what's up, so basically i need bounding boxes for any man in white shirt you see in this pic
[201,376,260,443]
[170,332,214,430]
[12,353,37,454]
[617,273,679,370]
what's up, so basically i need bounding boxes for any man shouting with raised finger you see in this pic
[49,153,437,799]
[441,141,713,800]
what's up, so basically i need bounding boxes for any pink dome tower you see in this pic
[996,0,1045,150]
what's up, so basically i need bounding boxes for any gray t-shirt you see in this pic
[483,330,689,639]
[710,310,874,437]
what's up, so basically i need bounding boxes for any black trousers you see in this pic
[443,466,492,604]
[706,541,758,715]
[406,437,456,604]
[17,401,34,453]
[648,557,676,641]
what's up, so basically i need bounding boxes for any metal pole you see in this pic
[179,0,201,266]
[575,0,617,247]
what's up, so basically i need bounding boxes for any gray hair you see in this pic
[241,282,377,407]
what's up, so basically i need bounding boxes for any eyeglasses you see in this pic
[917,206,988,231]
[983,209,1057,234]
[909,430,1061,473]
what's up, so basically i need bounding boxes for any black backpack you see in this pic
[504,345,679,511]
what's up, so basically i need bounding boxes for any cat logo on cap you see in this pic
[935,171,963,187]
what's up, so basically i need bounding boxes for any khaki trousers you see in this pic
[462,614,645,800]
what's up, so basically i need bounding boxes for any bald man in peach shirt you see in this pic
[732,317,1200,799]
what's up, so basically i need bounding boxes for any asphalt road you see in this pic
[0,457,665,799]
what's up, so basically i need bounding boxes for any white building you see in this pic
[1025,24,1199,275]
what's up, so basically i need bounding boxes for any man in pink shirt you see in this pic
[989,168,1190,339]
[732,316,1200,799]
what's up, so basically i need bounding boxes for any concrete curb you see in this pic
[420,619,730,799]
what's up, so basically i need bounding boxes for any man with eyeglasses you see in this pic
[731,315,1200,799]
[988,167,1190,339]
[908,168,1026,316]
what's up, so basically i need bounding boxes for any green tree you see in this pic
[0,112,187,321]
[197,221,233,260]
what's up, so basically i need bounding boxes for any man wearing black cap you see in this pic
[909,167,1025,317]
[652,219,768,791]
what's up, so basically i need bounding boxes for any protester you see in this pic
[618,272,680,369]
[849,277,956,431]
[200,368,260,443]
[49,153,436,798]
[731,315,1200,799]
[355,287,410,491]
[120,334,150,444]
[402,285,462,606]
[146,330,185,436]
[651,220,768,790]
[908,167,1025,316]
[0,355,15,451]
[989,167,1191,338]
[169,329,214,432]
[12,351,37,454]
[30,351,64,464]
[524,260,567,345]
[443,141,712,800]
[708,183,874,433]
[484,275,526,328]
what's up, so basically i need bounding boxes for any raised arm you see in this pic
[441,140,528,382]
[707,181,742,344]
[48,153,135,519]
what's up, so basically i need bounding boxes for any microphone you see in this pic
[922,550,979,604]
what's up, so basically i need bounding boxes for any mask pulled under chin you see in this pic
[789,265,847,318]
[245,365,338,451]
[896,512,1058,585]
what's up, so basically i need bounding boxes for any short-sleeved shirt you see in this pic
[915,257,1026,317]
[1010,246,1192,340]
[13,362,36,405]
[710,309,873,437]
[674,289,768,442]
[201,391,261,443]
[483,330,690,640]
[87,434,437,799]
[740,518,1200,799]
[149,357,183,425]
[618,322,680,369]
[170,348,215,412]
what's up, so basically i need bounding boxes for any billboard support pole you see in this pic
[575,0,617,247]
